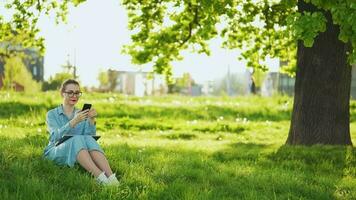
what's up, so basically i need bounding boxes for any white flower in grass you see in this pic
[138,147,146,153]
[37,128,42,133]
[187,120,198,125]
[281,101,290,111]
[216,102,223,106]
[242,118,248,124]
[108,97,115,103]
[217,116,224,121]
[172,100,181,105]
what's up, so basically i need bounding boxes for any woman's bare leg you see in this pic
[89,150,114,177]
[77,149,102,177]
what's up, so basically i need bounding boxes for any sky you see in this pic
[3,0,279,87]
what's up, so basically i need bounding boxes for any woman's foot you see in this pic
[96,171,108,185]
[106,173,120,186]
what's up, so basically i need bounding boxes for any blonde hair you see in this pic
[60,79,80,93]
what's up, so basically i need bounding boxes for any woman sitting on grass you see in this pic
[43,79,119,185]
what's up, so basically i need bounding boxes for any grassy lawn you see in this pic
[0,92,355,199]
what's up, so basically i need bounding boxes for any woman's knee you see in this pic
[77,148,88,155]
[89,150,104,156]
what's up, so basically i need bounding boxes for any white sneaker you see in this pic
[106,173,120,186]
[96,172,109,185]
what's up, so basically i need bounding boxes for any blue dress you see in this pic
[43,105,104,167]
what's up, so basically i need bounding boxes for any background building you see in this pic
[261,64,356,99]
[106,69,167,96]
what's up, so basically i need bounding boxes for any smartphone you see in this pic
[82,103,92,111]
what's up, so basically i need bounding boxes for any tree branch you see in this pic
[179,2,199,47]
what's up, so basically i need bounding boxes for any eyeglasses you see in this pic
[64,91,82,97]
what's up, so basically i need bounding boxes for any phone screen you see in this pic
[82,103,92,111]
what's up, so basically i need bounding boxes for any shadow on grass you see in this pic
[0,102,50,119]
[105,142,355,200]
[0,134,355,200]
[0,135,115,200]
[265,145,356,199]
[214,143,356,199]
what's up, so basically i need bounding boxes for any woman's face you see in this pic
[62,84,81,106]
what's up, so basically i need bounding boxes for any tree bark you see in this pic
[286,1,353,145]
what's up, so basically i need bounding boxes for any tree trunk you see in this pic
[286,1,353,145]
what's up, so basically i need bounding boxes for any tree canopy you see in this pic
[121,0,355,80]
[0,0,84,57]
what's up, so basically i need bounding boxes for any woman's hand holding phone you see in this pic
[87,109,97,118]
[69,110,89,128]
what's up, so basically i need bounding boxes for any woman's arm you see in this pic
[46,111,73,143]
[84,109,97,135]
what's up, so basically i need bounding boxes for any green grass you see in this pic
[0,91,355,200]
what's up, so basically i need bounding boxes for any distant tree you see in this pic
[2,56,41,92]
[213,72,249,96]
[252,69,267,94]
[107,69,119,92]
[168,73,194,94]
[97,70,110,91]
[42,72,72,91]
[61,58,77,79]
